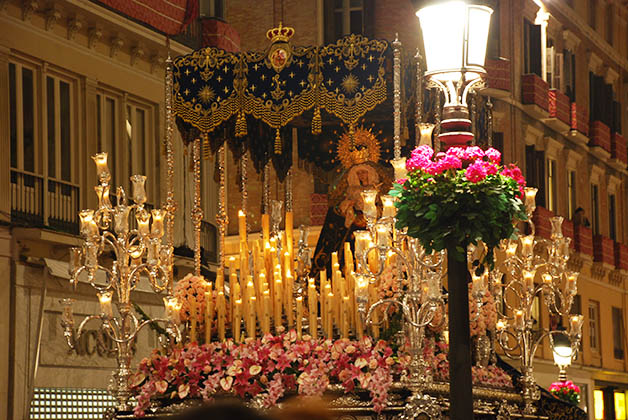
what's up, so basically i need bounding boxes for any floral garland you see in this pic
[391,146,527,270]
[549,380,581,405]
[131,332,397,416]
[469,289,498,338]
[131,331,515,416]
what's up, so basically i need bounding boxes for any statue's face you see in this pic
[357,169,369,184]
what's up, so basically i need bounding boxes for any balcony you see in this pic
[611,133,627,168]
[521,73,549,119]
[10,169,79,235]
[562,219,575,249]
[615,242,628,271]
[484,59,510,98]
[593,235,615,267]
[573,225,593,256]
[589,120,612,159]
[531,206,554,239]
[544,88,570,132]
[567,102,589,146]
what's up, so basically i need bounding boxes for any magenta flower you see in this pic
[465,161,488,183]
[485,148,501,164]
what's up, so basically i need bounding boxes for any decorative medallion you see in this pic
[266,22,295,72]
[197,86,215,104]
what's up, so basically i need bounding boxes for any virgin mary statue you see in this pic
[310,127,392,277]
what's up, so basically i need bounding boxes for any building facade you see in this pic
[3,0,628,419]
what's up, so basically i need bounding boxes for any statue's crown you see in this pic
[266,23,295,43]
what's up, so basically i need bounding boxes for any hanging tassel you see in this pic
[202,133,210,160]
[312,106,322,135]
[235,112,247,137]
[274,128,282,154]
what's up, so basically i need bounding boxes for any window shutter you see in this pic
[530,24,542,77]
[554,52,563,91]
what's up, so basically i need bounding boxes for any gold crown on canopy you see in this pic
[337,127,381,169]
[266,22,295,43]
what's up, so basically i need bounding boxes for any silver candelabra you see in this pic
[60,152,181,412]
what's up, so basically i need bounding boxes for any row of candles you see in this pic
[157,206,397,342]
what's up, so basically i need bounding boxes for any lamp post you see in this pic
[415,2,493,419]
[553,334,573,382]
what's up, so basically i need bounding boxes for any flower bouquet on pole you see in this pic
[390,145,527,271]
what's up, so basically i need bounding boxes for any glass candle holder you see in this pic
[360,189,378,219]
[98,290,114,318]
[151,209,166,238]
[92,152,110,183]
[114,205,131,235]
[550,216,564,240]
[69,247,83,275]
[130,175,147,205]
[136,209,151,236]
[391,157,408,180]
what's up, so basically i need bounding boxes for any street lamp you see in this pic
[415,2,492,419]
[417,1,492,147]
[553,333,574,382]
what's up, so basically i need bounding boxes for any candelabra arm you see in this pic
[61,315,103,350]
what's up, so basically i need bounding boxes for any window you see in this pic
[325,0,372,43]
[589,300,600,352]
[46,75,74,182]
[594,389,604,420]
[525,145,545,207]
[590,73,615,129]
[609,193,617,240]
[563,49,576,101]
[591,184,600,235]
[613,307,624,359]
[199,0,225,19]
[606,4,614,45]
[523,18,542,76]
[568,170,577,218]
[589,0,597,29]
[486,0,500,59]
[616,392,627,420]
[546,158,557,212]
[9,61,37,173]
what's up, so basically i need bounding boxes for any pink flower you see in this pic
[485,148,501,164]
[465,161,488,183]
[395,178,407,185]
[462,146,485,161]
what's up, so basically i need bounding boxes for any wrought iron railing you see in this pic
[10,169,44,227]
[201,220,217,264]
[11,169,80,235]
[47,179,80,235]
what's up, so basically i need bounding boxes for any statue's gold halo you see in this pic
[337,127,381,169]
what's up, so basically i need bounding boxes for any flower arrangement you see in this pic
[469,289,498,337]
[390,145,527,269]
[549,380,581,405]
[130,332,397,416]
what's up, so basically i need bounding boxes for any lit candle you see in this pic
[163,296,181,324]
[376,223,391,247]
[79,210,98,238]
[391,157,407,180]
[326,292,334,337]
[566,272,578,293]
[92,152,110,182]
[381,195,395,218]
[361,189,378,219]
[524,187,537,212]
[542,273,552,285]
[496,318,507,332]
[136,210,151,236]
[151,209,166,238]
[506,241,518,258]
[217,291,225,341]
[570,314,583,335]
[523,270,535,291]
[471,274,484,295]
[234,299,242,342]
[285,211,294,260]
[341,296,349,338]
[205,290,213,344]
[261,214,270,244]
[98,291,113,318]
[514,310,525,330]
[238,210,247,245]
[308,279,317,337]
[263,290,271,334]
[248,296,256,338]
[521,235,534,258]
[296,296,303,340]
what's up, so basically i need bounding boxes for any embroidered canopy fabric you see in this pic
[172,32,390,175]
